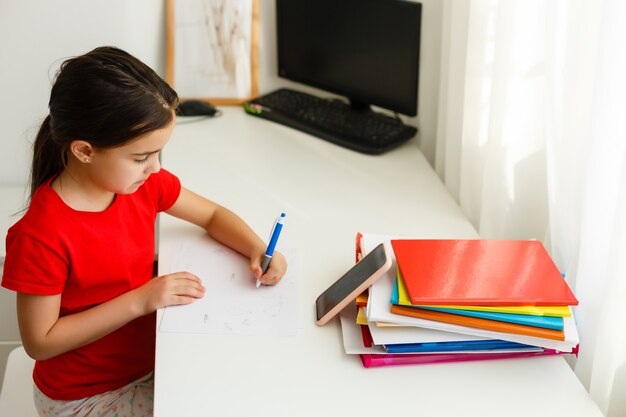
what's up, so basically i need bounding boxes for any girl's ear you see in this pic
[69,140,94,163]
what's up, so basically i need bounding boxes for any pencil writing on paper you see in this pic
[257,212,286,288]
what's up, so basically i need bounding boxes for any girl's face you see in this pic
[88,119,176,195]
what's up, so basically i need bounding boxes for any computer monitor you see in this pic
[276,0,422,117]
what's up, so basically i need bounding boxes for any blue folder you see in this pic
[385,339,538,354]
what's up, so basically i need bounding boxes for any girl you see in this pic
[1,46,286,417]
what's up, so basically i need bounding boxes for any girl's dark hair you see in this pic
[30,46,178,199]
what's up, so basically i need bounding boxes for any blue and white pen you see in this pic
[256,212,286,288]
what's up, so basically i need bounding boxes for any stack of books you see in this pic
[339,234,579,368]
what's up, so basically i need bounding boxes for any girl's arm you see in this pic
[17,271,205,360]
[17,187,285,361]
[165,187,287,286]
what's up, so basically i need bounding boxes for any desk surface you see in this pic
[155,108,601,417]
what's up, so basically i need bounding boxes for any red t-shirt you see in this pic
[2,168,181,400]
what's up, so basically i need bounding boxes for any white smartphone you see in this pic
[315,243,392,326]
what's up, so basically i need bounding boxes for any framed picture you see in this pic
[166,0,259,105]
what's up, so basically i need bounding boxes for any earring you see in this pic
[84,158,90,163]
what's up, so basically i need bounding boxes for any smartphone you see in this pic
[315,243,392,326]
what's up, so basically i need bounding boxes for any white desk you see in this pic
[155,108,602,417]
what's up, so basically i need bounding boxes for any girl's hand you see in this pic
[132,271,205,315]
[251,250,287,286]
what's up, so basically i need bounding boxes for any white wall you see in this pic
[0,0,167,186]
[0,0,442,188]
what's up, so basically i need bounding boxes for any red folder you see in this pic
[391,239,578,306]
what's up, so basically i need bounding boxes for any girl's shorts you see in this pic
[33,372,154,417]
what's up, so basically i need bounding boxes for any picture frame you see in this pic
[166,0,259,105]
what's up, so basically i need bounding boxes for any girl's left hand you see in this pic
[251,250,287,286]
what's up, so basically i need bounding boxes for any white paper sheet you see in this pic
[367,320,488,345]
[339,304,386,354]
[159,238,299,336]
[340,304,542,355]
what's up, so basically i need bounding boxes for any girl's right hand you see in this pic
[133,272,205,315]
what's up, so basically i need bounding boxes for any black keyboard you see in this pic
[243,88,417,154]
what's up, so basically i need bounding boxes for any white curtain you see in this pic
[436,0,626,415]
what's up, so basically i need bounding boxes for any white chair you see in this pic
[0,346,38,417]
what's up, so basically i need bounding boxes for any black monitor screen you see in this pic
[276,0,422,116]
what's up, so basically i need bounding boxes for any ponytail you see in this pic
[30,115,65,200]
